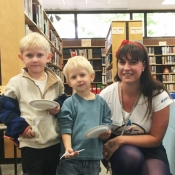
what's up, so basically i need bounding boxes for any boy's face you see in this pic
[67,65,94,93]
[18,47,51,77]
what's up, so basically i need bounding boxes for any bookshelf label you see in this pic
[159,41,167,46]
[81,39,91,47]
[112,27,124,34]
[130,27,142,34]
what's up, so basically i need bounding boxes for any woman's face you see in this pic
[117,55,145,84]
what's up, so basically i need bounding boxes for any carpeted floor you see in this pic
[0,162,109,175]
[0,164,22,175]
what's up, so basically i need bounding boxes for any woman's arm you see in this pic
[103,105,170,160]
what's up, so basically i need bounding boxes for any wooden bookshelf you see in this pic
[105,20,143,84]
[0,0,63,161]
[62,39,105,96]
[144,38,175,92]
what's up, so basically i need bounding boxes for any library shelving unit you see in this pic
[62,39,105,96]
[144,37,175,92]
[0,0,63,163]
[105,20,143,84]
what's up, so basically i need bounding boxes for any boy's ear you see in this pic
[18,53,24,63]
[67,80,72,87]
[90,73,95,82]
[47,52,52,63]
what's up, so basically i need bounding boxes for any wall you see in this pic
[163,101,175,175]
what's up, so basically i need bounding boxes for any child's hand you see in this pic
[99,130,111,140]
[64,148,79,159]
[22,128,35,139]
[46,104,60,115]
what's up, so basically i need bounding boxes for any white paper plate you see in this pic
[84,125,111,138]
[29,100,59,110]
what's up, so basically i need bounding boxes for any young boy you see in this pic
[0,32,67,175]
[57,56,112,175]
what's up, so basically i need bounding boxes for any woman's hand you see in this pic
[103,138,120,160]
[99,130,111,140]
[46,104,60,115]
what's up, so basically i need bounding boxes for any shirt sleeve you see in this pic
[100,97,112,125]
[57,97,74,134]
[153,91,173,112]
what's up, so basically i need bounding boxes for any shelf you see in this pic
[62,46,104,95]
[47,62,62,70]
[163,81,175,83]
[63,46,105,48]
[147,44,175,92]
[94,70,102,72]
[92,82,102,84]
[88,58,101,61]
[106,63,113,71]
[25,14,62,57]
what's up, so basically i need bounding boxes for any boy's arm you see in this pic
[62,133,72,152]
[0,94,29,136]
[102,100,112,125]
[99,99,112,140]
[54,93,68,107]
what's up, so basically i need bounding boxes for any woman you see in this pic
[100,40,173,175]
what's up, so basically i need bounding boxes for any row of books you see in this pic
[103,69,113,84]
[102,57,106,65]
[150,66,156,74]
[50,48,60,66]
[162,46,175,55]
[105,30,112,52]
[47,67,64,82]
[106,54,112,68]
[69,49,103,59]
[102,66,107,74]
[90,84,102,94]
[24,0,61,51]
[147,46,175,55]
[163,74,175,82]
[162,56,175,64]
[149,56,156,64]
[164,84,175,91]
[149,56,175,64]
[24,0,44,32]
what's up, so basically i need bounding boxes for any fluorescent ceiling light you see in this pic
[162,0,175,4]
[86,0,88,5]
[108,0,110,4]
[63,0,65,5]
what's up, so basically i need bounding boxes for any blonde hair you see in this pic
[63,56,95,80]
[19,32,50,54]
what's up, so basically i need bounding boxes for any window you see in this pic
[48,14,75,38]
[147,13,175,36]
[77,13,130,38]
[132,13,144,36]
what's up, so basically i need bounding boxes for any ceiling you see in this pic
[40,0,175,11]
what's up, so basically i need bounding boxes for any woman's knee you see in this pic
[110,145,144,175]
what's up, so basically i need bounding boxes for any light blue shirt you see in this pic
[57,93,112,160]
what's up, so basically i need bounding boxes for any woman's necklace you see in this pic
[120,83,141,135]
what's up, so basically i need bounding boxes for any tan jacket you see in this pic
[4,67,64,148]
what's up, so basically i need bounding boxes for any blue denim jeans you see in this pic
[57,159,101,175]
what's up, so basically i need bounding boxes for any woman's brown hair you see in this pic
[114,40,171,119]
